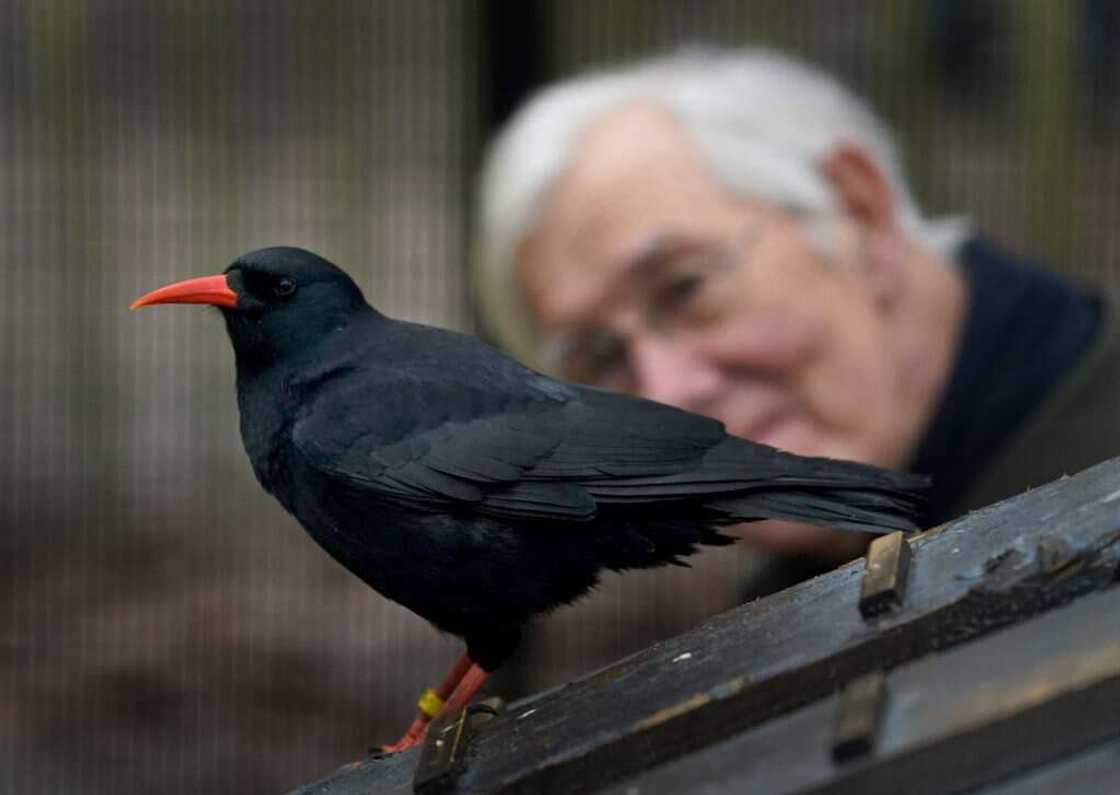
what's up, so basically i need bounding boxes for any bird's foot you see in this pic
[374,718,429,755]
[376,731,426,755]
[371,657,489,756]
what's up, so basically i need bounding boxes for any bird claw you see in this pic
[373,727,428,756]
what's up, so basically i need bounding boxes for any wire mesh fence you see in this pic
[1,2,1117,793]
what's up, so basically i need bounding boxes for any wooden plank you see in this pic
[294,751,415,795]
[288,457,1120,795]
[292,724,1120,795]
[974,737,1120,795]
[605,585,1120,795]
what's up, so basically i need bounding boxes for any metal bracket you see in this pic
[413,698,503,794]
[832,670,887,763]
[860,531,912,618]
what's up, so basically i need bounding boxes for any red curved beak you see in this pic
[131,274,238,311]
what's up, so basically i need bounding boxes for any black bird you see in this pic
[132,246,926,751]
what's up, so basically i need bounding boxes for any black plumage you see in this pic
[134,246,926,746]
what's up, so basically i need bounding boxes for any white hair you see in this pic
[474,47,969,365]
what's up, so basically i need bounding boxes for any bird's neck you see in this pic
[224,303,377,377]
[231,309,383,493]
[235,365,300,493]
[234,325,374,494]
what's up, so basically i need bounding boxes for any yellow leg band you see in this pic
[417,688,445,719]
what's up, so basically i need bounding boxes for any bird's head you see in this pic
[132,247,371,369]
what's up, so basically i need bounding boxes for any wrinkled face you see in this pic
[517,104,911,467]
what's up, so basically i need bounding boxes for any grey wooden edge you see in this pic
[293,751,417,795]
[288,456,1120,795]
[605,585,1120,795]
[973,736,1120,795]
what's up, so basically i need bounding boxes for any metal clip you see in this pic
[860,531,912,618]
[832,670,887,763]
[413,698,503,793]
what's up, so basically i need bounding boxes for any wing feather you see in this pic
[288,335,923,531]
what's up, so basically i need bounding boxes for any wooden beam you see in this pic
[607,585,1120,794]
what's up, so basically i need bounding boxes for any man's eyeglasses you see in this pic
[538,225,762,390]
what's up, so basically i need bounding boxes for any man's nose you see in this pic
[630,335,723,412]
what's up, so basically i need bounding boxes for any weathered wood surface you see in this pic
[975,736,1120,795]
[289,456,1120,795]
[606,585,1120,794]
[295,753,415,795]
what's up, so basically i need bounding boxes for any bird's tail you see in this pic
[586,434,929,534]
[702,449,929,534]
[704,482,925,534]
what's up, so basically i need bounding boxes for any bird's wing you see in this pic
[289,319,923,530]
[289,367,731,523]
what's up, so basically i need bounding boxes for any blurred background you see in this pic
[2,1,1118,793]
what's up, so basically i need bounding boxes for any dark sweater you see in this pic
[909,237,1102,525]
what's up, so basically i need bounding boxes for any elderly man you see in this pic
[474,49,1115,572]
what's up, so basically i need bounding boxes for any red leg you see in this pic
[381,663,490,752]
[378,652,475,754]
[441,664,490,714]
[435,652,473,700]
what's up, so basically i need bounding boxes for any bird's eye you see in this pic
[273,277,297,298]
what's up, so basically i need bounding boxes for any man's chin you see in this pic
[735,418,865,464]
[743,417,819,456]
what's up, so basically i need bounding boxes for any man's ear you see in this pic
[821,143,905,307]
[821,142,895,229]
